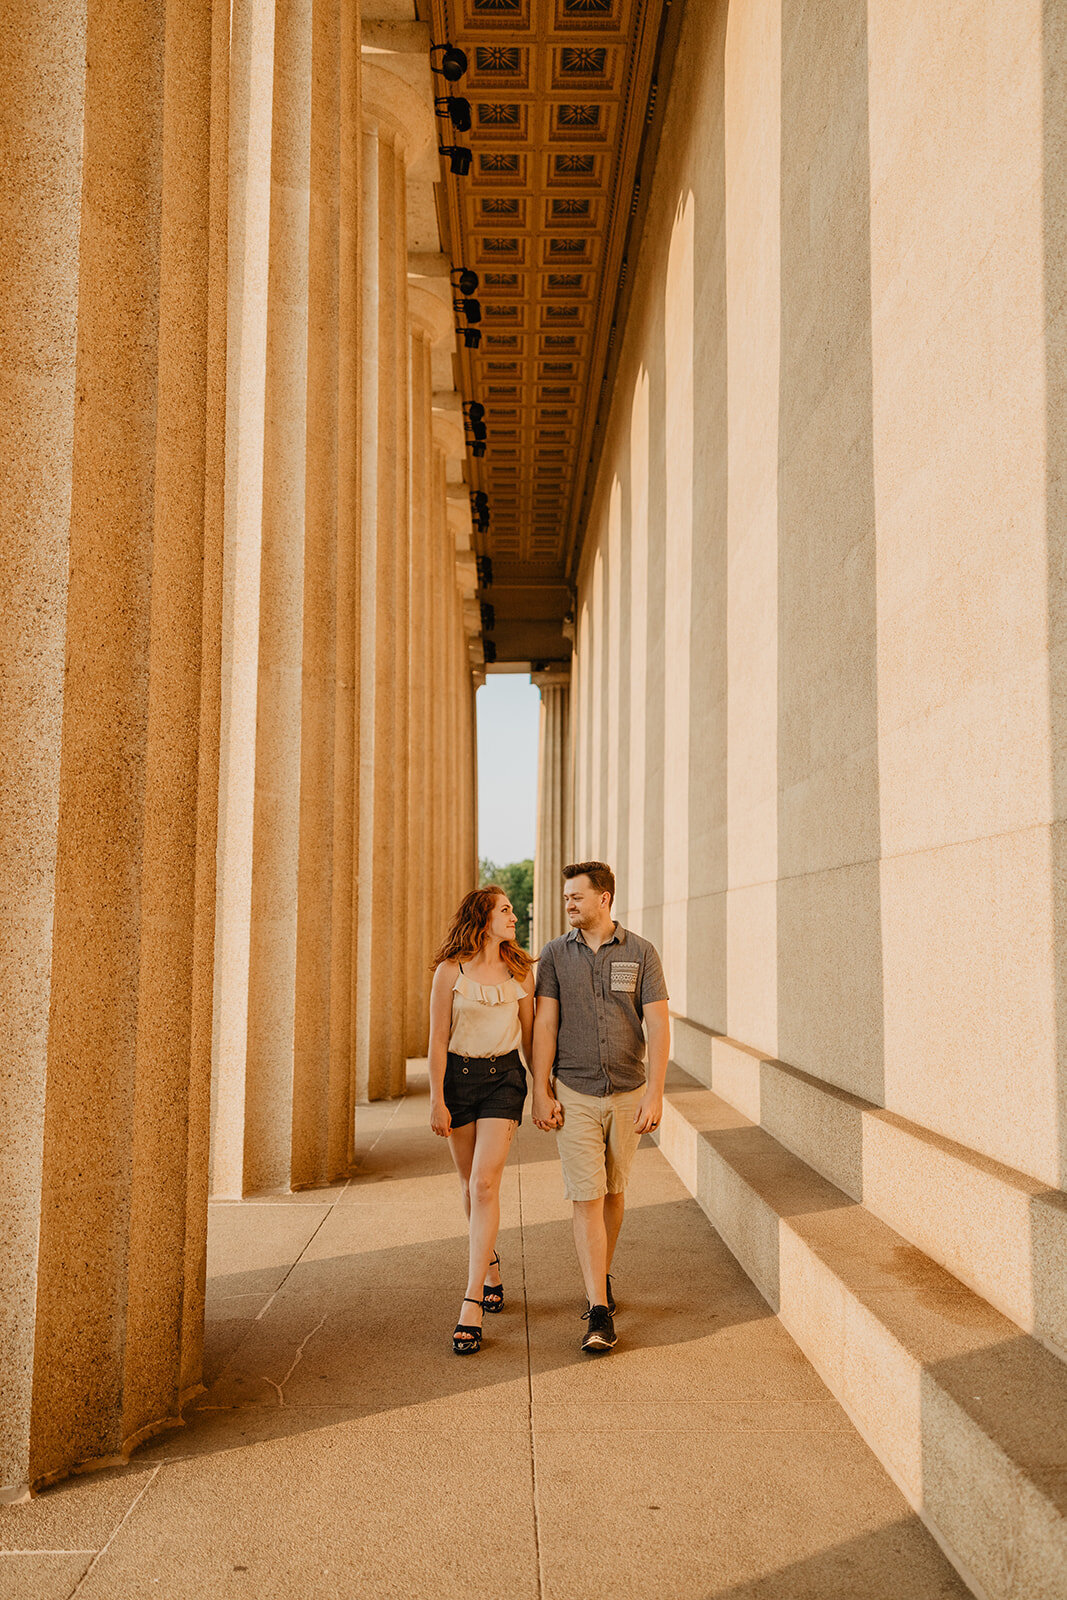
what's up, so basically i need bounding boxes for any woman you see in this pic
[429,886,534,1354]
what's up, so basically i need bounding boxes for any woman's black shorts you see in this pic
[444,1049,528,1129]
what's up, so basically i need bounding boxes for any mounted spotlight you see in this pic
[483,640,497,664]
[439,144,472,177]
[470,491,490,533]
[476,555,494,587]
[451,267,479,297]
[480,602,496,633]
[454,296,481,325]
[435,95,472,133]
[471,440,486,458]
[459,326,481,349]
[464,401,486,426]
[468,419,487,443]
[430,42,468,82]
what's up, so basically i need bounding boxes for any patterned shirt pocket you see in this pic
[610,960,639,994]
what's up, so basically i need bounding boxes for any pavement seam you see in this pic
[65,1463,162,1598]
[187,1180,357,1420]
[254,1178,353,1323]
[349,1096,406,1173]
[517,1149,546,1600]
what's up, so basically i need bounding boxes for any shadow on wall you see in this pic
[1045,4,1067,1198]
[1043,4,1067,1367]
[776,0,884,1117]
[684,0,729,1034]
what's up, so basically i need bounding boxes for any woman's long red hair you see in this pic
[432,885,532,980]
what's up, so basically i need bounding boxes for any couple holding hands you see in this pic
[428,860,670,1356]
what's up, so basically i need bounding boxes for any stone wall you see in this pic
[571,0,1067,1195]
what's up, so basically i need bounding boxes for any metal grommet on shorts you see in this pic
[462,1067,469,1074]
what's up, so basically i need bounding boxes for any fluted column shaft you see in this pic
[291,0,361,1189]
[533,676,572,951]
[241,0,313,1195]
[0,0,88,1497]
[0,0,220,1495]
[406,317,433,1053]
[389,150,412,1094]
[212,0,361,1193]
[334,0,362,1173]
[407,290,454,1052]
[427,444,448,953]
[354,62,431,1100]
[355,120,399,1102]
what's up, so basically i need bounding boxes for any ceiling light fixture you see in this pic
[430,43,468,82]
[439,144,473,177]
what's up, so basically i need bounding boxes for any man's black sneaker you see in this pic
[581,1305,617,1353]
[587,1275,616,1317]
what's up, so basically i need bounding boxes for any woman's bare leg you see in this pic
[461,1118,516,1328]
[447,1120,477,1223]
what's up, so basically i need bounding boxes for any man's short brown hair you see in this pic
[563,860,615,903]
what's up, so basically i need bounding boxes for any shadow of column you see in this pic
[686,6,729,1034]
[776,0,884,1107]
[1039,3,1067,1356]
[644,288,668,951]
[613,469,632,903]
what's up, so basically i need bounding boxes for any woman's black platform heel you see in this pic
[483,1252,504,1312]
[453,1298,487,1354]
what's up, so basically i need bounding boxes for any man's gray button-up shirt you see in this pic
[534,923,669,1096]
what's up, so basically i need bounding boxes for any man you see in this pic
[531,861,670,1353]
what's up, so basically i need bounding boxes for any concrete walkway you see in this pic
[3,1067,970,1599]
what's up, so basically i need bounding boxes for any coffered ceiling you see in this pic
[423,0,681,664]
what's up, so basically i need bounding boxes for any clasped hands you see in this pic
[532,1088,662,1134]
[532,1091,564,1131]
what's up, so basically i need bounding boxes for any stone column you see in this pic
[183,0,232,1399]
[407,287,454,1054]
[211,0,313,1197]
[290,0,360,1190]
[334,0,362,1172]
[241,0,313,1194]
[212,0,277,1198]
[428,434,453,954]
[354,62,432,1100]
[533,672,573,952]
[0,0,219,1495]
[0,0,88,1499]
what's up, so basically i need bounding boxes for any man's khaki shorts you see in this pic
[553,1078,645,1201]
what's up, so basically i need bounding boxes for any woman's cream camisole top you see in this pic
[449,966,533,1059]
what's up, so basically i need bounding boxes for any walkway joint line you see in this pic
[66,1463,162,1599]
[517,1151,545,1600]
[255,1177,354,1323]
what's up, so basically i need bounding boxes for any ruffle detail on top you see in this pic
[453,972,527,1006]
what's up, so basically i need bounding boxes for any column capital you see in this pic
[408,282,453,346]
[361,59,434,163]
[532,667,571,691]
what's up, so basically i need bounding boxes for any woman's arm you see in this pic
[518,982,535,1068]
[428,962,456,1136]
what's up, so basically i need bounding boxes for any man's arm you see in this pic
[633,999,670,1134]
[531,996,563,1129]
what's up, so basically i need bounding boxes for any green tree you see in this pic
[479,856,535,950]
